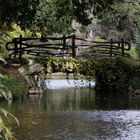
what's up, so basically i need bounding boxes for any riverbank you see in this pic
[0,61,27,100]
[1,56,140,101]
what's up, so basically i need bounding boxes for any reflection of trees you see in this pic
[78,87,95,110]
[29,87,140,111]
[95,91,129,110]
[41,87,96,111]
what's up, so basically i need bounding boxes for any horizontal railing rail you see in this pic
[6,35,131,59]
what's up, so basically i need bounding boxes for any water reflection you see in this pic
[24,88,140,111]
[41,88,95,111]
[1,87,140,140]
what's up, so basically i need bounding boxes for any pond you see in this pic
[1,80,140,140]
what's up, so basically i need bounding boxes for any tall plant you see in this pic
[0,86,19,140]
[0,108,19,140]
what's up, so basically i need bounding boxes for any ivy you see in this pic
[34,56,140,93]
[34,56,95,80]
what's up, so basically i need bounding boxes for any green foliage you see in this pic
[0,0,139,39]
[34,56,139,93]
[0,108,19,140]
[0,32,9,58]
[35,56,140,93]
[0,23,36,58]
[0,0,39,28]
[34,56,95,80]
[9,23,33,38]
[133,30,140,58]
[34,0,74,34]
[95,57,133,91]
[33,0,123,34]
[0,0,122,35]
[0,84,19,140]
[129,45,139,60]
[99,1,129,31]
[0,84,9,100]
[0,75,26,97]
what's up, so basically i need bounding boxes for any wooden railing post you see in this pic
[63,35,66,56]
[19,35,22,60]
[121,38,125,56]
[110,39,113,57]
[72,34,76,57]
[13,38,18,58]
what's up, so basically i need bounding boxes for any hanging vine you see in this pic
[34,56,96,81]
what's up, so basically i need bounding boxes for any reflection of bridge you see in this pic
[6,35,131,59]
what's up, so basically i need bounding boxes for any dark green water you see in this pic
[1,87,140,140]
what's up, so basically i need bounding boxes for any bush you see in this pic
[0,75,26,98]
[95,57,133,92]
[0,23,40,58]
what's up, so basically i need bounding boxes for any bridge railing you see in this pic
[6,35,131,59]
[72,35,131,58]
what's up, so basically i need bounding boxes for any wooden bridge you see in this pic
[6,35,131,59]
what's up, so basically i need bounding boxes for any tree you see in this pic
[33,0,74,34]
[0,0,39,28]
[33,0,119,34]
[1,0,138,35]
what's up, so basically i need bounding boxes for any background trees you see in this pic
[0,0,120,34]
[0,0,39,28]
[0,0,140,46]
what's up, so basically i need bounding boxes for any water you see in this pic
[1,85,140,139]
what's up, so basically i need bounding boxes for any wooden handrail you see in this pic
[6,34,131,59]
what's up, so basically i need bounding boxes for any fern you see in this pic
[0,109,19,140]
[0,75,20,140]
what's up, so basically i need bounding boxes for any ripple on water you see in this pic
[2,87,140,140]
[70,110,140,140]
[17,110,140,140]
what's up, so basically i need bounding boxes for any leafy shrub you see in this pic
[34,56,95,80]
[0,75,25,97]
[0,23,40,58]
[95,57,133,92]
